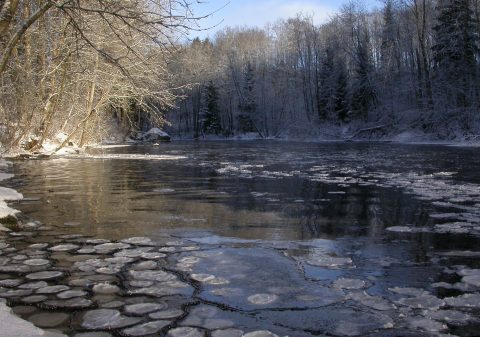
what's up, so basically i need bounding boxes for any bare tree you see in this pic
[0,0,201,151]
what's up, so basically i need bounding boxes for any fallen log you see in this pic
[346,124,392,140]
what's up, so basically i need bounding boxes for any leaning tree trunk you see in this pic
[0,1,52,75]
[0,0,19,37]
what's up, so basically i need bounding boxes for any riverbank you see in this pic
[0,159,22,230]
[0,160,67,337]
[1,128,479,160]
[166,130,480,148]
[166,106,480,146]
[0,299,67,337]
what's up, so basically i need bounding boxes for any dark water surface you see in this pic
[1,141,480,337]
[11,141,480,240]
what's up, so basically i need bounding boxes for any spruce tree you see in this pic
[381,0,400,73]
[203,81,222,135]
[432,0,478,108]
[334,59,349,122]
[351,32,376,121]
[238,61,256,132]
[318,47,335,121]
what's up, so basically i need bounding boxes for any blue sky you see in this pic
[188,0,381,39]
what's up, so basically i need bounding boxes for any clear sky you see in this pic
[188,0,381,39]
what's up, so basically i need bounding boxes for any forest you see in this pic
[0,0,193,152]
[1,0,480,152]
[169,0,480,140]
[1,2,480,336]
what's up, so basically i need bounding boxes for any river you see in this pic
[1,141,479,336]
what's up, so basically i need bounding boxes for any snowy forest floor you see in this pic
[167,109,480,147]
[169,128,480,148]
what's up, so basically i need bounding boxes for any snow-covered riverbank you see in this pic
[0,159,66,337]
[166,122,480,148]
[170,132,480,148]
[2,129,479,161]
[0,298,66,337]
[0,159,23,231]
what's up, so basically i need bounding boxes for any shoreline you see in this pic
[2,136,479,160]
[0,159,23,231]
[170,137,480,147]
[0,159,67,337]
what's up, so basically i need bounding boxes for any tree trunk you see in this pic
[79,53,100,147]
[0,1,52,75]
[0,0,19,37]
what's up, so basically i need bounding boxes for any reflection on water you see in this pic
[11,141,473,242]
[9,141,480,273]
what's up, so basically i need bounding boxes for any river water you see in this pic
[1,141,480,336]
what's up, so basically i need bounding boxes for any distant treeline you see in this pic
[167,0,480,140]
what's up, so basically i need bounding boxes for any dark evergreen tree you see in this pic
[381,0,400,73]
[334,59,349,122]
[203,81,222,135]
[351,32,376,121]
[317,46,335,120]
[238,61,256,132]
[432,0,479,108]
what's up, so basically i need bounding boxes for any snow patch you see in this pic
[386,226,430,233]
[0,173,13,182]
[129,128,171,143]
[445,293,480,308]
[145,128,170,138]
[0,299,62,337]
[67,154,187,161]
[0,162,23,222]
